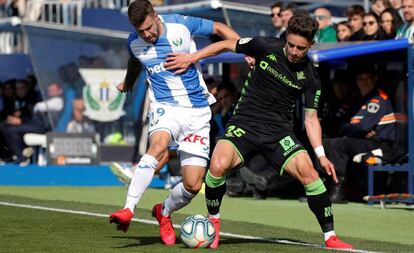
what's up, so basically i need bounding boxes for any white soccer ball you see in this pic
[180,215,215,248]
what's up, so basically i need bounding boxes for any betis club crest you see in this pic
[80,69,126,122]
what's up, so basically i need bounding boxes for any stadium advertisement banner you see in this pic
[47,132,99,165]
[80,69,127,122]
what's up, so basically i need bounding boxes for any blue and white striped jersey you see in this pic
[128,14,216,108]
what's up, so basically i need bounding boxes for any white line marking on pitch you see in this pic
[0,201,381,253]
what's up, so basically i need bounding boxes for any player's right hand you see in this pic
[116,81,133,93]
[319,156,338,183]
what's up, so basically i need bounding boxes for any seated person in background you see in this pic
[1,82,63,164]
[321,70,360,138]
[323,67,397,203]
[0,79,36,162]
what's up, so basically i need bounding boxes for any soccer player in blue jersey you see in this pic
[108,0,241,246]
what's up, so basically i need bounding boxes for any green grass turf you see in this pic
[0,187,413,252]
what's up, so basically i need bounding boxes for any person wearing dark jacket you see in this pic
[323,67,396,203]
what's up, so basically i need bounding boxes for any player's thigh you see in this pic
[181,165,206,193]
[147,130,171,161]
[209,140,242,177]
[283,152,319,185]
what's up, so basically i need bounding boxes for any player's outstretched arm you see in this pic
[117,56,143,93]
[212,22,240,40]
[304,109,338,183]
[164,39,238,74]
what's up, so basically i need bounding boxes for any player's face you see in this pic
[137,13,161,43]
[285,34,312,63]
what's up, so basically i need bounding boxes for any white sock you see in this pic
[124,154,159,212]
[324,230,336,241]
[162,182,195,217]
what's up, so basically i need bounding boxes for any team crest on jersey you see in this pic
[172,37,183,47]
[296,71,306,80]
[80,69,126,122]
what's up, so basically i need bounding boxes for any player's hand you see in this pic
[245,55,255,69]
[319,156,338,183]
[164,52,194,75]
[116,81,133,93]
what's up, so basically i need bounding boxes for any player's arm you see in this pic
[212,22,256,67]
[212,22,240,40]
[304,109,338,183]
[117,56,143,93]
[164,39,238,74]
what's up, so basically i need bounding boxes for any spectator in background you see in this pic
[2,83,64,165]
[347,5,366,41]
[25,74,42,103]
[323,67,397,203]
[336,21,353,41]
[58,62,94,133]
[321,70,360,138]
[361,12,386,40]
[371,0,392,16]
[396,0,414,43]
[313,8,337,42]
[0,79,16,120]
[270,2,283,37]
[0,79,35,163]
[380,7,404,38]
[389,0,404,17]
[278,3,297,39]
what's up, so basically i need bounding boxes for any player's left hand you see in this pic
[319,156,338,183]
[164,52,193,75]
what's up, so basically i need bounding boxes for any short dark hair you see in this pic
[270,2,282,10]
[287,14,319,42]
[346,4,365,18]
[128,0,155,27]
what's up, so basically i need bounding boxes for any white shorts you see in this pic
[148,102,211,161]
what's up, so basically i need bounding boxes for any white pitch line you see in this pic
[0,201,382,253]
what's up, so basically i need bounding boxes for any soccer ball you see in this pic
[180,215,215,248]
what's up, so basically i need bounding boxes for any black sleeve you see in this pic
[304,65,322,110]
[123,57,143,92]
[235,36,275,57]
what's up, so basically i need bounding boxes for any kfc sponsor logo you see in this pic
[184,134,207,145]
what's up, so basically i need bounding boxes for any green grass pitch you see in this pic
[0,187,413,252]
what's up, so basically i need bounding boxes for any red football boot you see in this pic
[109,208,133,232]
[152,203,176,246]
[325,235,354,249]
[209,217,220,249]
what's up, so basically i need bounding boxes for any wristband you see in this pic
[314,146,325,158]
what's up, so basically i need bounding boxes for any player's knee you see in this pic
[183,180,202,194]
[209,157,229,177]
[147,143,167,160]
[299,165,319,185]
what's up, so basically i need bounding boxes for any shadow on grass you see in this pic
[110,235,321,249]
